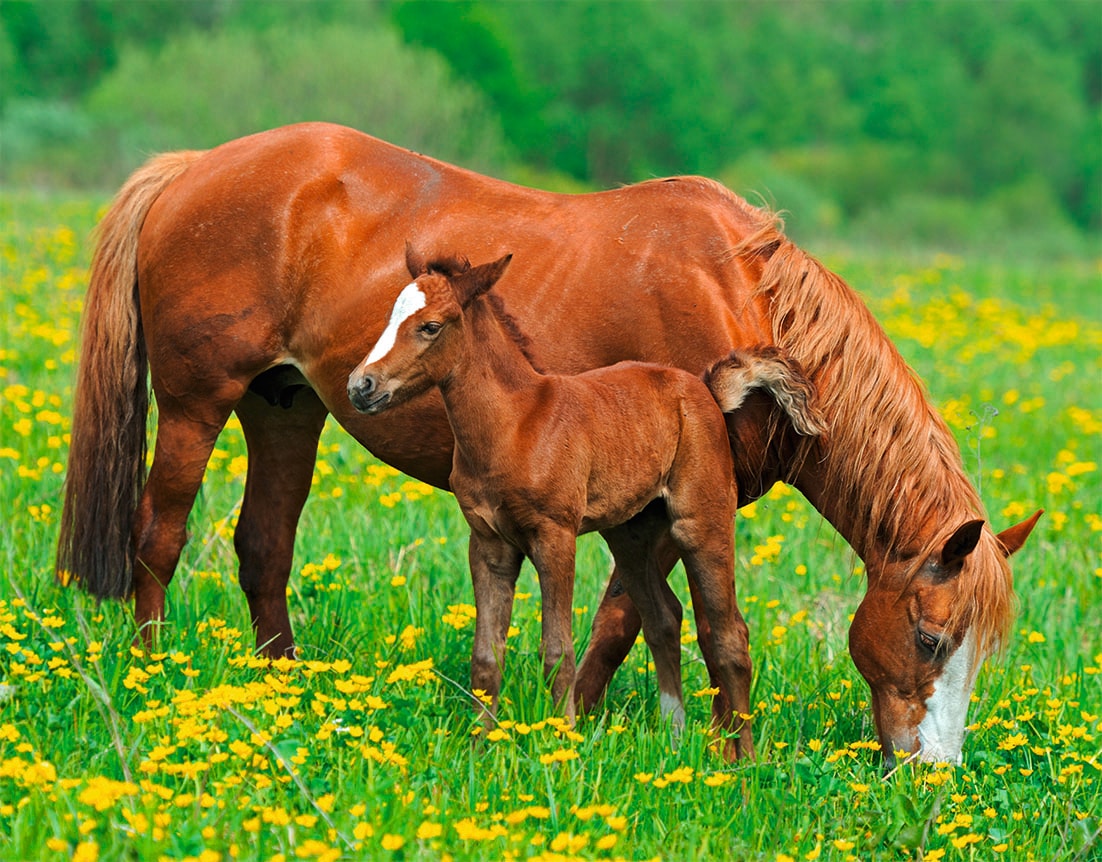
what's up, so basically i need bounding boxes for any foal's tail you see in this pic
[704,347,826,437]
[57,150,204,598]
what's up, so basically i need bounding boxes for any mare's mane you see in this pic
[726,200,1013,653]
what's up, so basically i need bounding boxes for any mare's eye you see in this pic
[419,321,443,336]
[917,629,943,656]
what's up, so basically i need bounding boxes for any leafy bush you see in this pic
[84,24,509,182]
[718,151,843,243]
[848,181,1089,258]
[0,99,96,186]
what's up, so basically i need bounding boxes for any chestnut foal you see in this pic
[348,248,823,757]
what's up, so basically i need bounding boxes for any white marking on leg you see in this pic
[917,629,978,763]
[365,283,426,364]
[659,690,686,731]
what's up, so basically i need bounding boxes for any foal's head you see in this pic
[347,245,512,414]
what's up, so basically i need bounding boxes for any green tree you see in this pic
[0,0,220,106]
[85,24,508,178]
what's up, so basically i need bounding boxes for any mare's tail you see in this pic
[57,150,204,598]
[704,347,825,437]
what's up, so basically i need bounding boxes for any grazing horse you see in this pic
[57,122,1039,766]
[346,247,823,757]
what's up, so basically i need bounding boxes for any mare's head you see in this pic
[847,512,1041,767]
[347,245,512,414]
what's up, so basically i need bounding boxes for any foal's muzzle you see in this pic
[348,373,392,414]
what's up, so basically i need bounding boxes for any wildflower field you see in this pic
[1,193,1099,862]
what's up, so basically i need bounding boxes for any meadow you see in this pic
[1,193,1099,861]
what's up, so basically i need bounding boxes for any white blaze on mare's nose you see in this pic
[916,629,978,763]
[364,283,426,365]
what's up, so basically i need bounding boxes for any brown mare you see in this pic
[346,247,823,756]
[58,122,1040,766]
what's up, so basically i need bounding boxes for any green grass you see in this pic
[1,193,1099,861]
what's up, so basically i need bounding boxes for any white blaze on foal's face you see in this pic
[365,282,426,365]
[916,629,979,763]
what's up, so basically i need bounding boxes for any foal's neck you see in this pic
[438,295,544,459]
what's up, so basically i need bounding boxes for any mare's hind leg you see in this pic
[233,387,329,658]
[600,511,686,730]
[132,389,243,643]
[575,500,680,711]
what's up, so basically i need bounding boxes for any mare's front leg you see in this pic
[576,500,680,711]
[529,527,580,723]
[468,530,524,723]
[233,387,329,658]
[600,513,686,730]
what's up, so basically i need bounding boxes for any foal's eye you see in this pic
[419,321,443,336]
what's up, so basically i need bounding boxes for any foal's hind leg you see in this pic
[132,389,243,644]
[576,500,680,711]
[668,502,754,761]
[233,388,329,658]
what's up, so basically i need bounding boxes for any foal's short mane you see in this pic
[729,204,1013,654]
[422,253,546,373]
[481,293,546,374]
[422,253,471,278]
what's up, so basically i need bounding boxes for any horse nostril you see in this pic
[348,372,377,411]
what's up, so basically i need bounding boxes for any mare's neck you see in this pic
[437,297,543,466]
[735,234,987,574]
[791,392,981,573]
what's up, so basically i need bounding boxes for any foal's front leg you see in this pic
[468,531,524,723]
[528,527,579,723]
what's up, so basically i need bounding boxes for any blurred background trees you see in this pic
[1,0,1098,252]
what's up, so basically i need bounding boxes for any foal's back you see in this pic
[478,359,734,536]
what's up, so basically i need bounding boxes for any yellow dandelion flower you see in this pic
[72,842,99,862]
[538,748,579,765]
[380,834,404,851]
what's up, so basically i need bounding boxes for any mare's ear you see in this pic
[454,253,513,307]
[995,509,1042,557]
[941,519,985,569]
[405,242,427,278]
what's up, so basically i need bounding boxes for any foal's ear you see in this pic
[454,253,513,307]
[405,242,428,278]
[995,509,1042,557]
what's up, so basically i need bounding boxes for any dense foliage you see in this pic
[1,0,1098,246]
